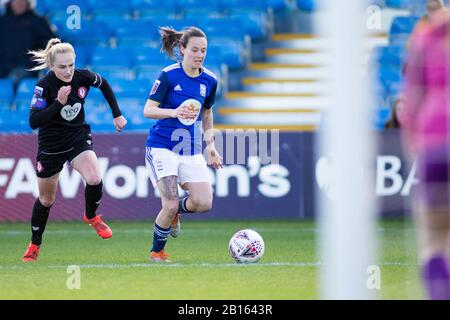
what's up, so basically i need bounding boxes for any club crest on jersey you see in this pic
[36,161,44,173]
[200,84,206,97]
[150,80,161,95]
[78,87,87,99]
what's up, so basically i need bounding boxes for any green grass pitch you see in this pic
[0,219,422,299]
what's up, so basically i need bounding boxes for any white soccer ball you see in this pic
[229,229,265,263]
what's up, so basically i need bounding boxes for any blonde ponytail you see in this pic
[28,38,75,71]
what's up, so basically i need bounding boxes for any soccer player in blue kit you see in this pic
[143,26,223,262]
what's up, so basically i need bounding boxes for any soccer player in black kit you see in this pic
[22,38,127,262]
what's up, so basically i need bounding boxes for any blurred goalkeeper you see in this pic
[401,4,450,300]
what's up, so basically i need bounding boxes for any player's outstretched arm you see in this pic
[97,77,127,132]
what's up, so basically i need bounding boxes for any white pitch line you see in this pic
[0,261,417,270]
[0,227,417,237]
[0,262,319,270]
[0,228,319,236]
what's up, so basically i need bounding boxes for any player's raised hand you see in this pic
[57,85,71,105]
[113,115,127,132]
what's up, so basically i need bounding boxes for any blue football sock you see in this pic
[178,196,193,214]
[151,223,171,253]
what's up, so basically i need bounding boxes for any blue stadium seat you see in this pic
[385,80,403,98]
[209,40,246,69]
[34,0,49,16]
[91,47,134,68]
[56,20,112,46]
[14,92,33,111]
[200,18,248,43]
[113,19,158,46]
[0,110,31,133]
[221,0,267,11]
[152,17,195,32]
[372,46,406,67]
[385,0,410,9]
[72,44,95,68]
[389,16,419,46]
[93,68,135,81]
[0,78,14,107]
[376,107,392,129]
[183,9,223,19]
[85,87,105,103]
[132,0,179,18]
[296,0,315,11]
[390,16,419,35]
[118,98,157,131]
[132,46,172,67]
[227,10,269,40]
[368,0,386,6]
[378,66,402,93]
[89,0,132,19]
[17,78,38,95]
[136,65,164,83]
[178,0,221,11]
[117,98,145,113]
[266,0,291,11]
[84,104,114,131]
[108,79,149,99]
[179,0,222,17]
[205,45,225,66]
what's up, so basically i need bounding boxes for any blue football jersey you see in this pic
[146,62,218,155]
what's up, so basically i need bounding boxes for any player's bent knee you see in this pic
[162,202,179,215]
[190,197,212,212]
[85,174,102,186]
[39,197,55,208]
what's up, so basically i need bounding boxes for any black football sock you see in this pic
[85,180,103,219]
[31,199,51,246]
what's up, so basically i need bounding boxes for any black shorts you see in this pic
[417,146,450,210]
[35,129,94,178]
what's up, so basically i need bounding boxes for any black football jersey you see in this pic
[30,69,102,153]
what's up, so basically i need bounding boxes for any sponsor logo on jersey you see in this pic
[36,161,44,173]
[34,86,44,97]
[150,80,161,95]
[60,102,82,121]
[78,87,87,99]
[200,84,206,97]
[174,84,182,91]
[177,99,201,126]
[30,96,47,110]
